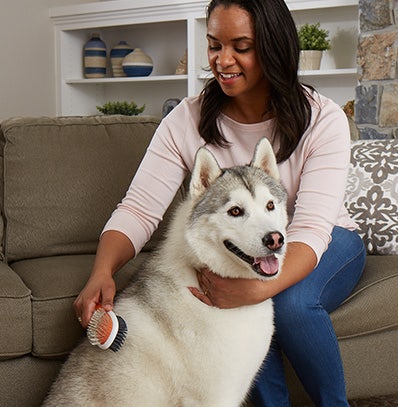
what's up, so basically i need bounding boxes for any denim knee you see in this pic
[272,227,366,326]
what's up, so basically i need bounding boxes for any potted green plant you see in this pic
[297,22,331,71]
[96,101,145,116]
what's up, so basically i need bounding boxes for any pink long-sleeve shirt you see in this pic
[103,93,357,263]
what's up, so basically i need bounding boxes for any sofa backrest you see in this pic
[0,115,184,262]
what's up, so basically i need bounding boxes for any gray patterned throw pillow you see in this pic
[345,139,398,255]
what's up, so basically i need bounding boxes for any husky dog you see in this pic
[44,138,288,407]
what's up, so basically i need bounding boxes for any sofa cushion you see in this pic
[0,262,32,359]
[0,115,161,262]
[10,252,152,358]
[331,255,398,339]
[0,357,62,407]
[345,139,398,255]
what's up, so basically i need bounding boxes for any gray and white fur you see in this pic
[43,138,288,407]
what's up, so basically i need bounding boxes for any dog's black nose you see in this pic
[263,232,284,251]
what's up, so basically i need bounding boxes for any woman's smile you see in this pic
[218,72,242,82]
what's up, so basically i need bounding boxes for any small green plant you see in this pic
[96,101,145,116]
[297,23,331,51]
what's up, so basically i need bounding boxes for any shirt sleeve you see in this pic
[101,100,197,255]
[284,95,352,264]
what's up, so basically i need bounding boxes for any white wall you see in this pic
[0,0,95,120]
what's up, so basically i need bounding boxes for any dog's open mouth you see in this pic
[223,240,279,277]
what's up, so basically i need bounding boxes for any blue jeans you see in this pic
[250,226,366,406]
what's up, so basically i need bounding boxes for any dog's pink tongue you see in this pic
[254,255,279,276]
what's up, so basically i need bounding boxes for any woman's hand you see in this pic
[74,230,135,328]
[189,268,270,309]
[189,242,318,309]
[73,272,116,328]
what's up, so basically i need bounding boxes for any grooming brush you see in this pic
[87,306,128,352]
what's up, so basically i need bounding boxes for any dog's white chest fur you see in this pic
[113,287,274,406]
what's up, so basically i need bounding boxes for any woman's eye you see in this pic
[228,206,244,217]
[235,48,250,53]
[208,44,221,51]
[266,201,275,211]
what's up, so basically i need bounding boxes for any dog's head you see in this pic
[187,138,287,280]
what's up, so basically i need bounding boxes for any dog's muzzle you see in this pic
[224,236,282,277]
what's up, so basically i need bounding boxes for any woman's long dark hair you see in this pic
[199,0,313,163]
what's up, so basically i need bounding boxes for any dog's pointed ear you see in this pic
[251,138,279,180]
[190,147,222,199]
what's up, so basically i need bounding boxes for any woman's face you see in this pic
[207,5,267,100]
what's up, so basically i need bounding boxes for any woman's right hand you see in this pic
[73,230,135,328]
[73,272,116,328]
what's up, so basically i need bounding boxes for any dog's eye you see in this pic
[266,200,275,211]
[228,206,244,217]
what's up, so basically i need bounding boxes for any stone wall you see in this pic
[356,0,398,139]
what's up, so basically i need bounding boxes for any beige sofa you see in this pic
[0,115,397,406]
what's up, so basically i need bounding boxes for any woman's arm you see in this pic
[74,100,200,327]
[190,241,317,308]
[73,230,135,327]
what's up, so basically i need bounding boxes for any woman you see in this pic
[74,0,366,405]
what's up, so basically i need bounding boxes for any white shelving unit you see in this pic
[50,0,359,117]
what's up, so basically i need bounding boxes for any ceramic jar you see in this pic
[110,41,134,77]
[83,33,107,78]
[122,48,153,77]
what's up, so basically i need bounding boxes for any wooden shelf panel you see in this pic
[298,68,358,77]
[286,0,358,11]
[198,68,357,80]
[65,75,188,84]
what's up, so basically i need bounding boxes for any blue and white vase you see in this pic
[110,41,133,77]
[83,33,107,78]
[122,48,153,77]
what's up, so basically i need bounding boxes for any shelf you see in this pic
[197,71,213,80]
[50,1,207,27]
[51,0,359,115]
[198,68,357,80]
[298,68,358,77]
[50,0,357,20]
[286,0,357,11]
[65,75,188,84]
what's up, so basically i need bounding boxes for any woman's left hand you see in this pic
[188,268,270,309]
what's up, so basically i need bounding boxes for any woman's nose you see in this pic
[216,48,235,67]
